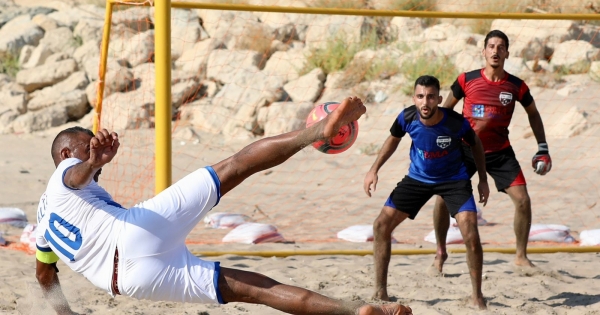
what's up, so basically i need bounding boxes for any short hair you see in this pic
[51,126,94,164]
[484,30,509,50]
[414,75,440,92]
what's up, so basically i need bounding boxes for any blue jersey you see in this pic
[391,106,476,184]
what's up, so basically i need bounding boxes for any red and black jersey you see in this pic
[451,69,534,153]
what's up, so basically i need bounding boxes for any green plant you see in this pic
[468,0,529,34]
[301,28,386,76]
[0,52,20,78]
[399,55,458,95]
[71,35,84,48]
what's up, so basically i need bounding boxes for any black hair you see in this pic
[414,75,440,92]
[51,126,94,164]
[484,30,509,49]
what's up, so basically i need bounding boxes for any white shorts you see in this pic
[116,167,225,304]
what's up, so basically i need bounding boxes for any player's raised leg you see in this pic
[432,196,450,274]
[454,211,486,309]
[211,96,365,196]
[505,185,534,267]
[372,206,409,301]
[218,267,413,315]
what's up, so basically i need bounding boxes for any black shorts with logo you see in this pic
[384,176,476,219]
[462,144,526,192]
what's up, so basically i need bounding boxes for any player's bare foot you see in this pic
[372,288,390,301]
[357,304,413,315]
[323,96,366,138]
[515,256,535,267]
[432,252,448,274]
[472,296,487,310]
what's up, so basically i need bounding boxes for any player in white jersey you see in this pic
[35,97,412,315]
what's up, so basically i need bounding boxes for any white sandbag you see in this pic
[579,229,600,246]
[336,225,398,243]
[0,207,28,228]
[450,207,487,227]
[204,212,251,229]
[528,224,575,243]
[424,226,464,244]
[222,222,286,244]
[20,223,37,251]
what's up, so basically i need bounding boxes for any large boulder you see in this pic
[206,49,264,84]
[257,101,314,136]
[16,59,78,92]
[0,14,44,56]
[283,68,325,102]
[551,40,600,74]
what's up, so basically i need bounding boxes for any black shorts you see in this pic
[462,145,526,192]
[384,176,477,219]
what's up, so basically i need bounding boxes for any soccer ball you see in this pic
[305,102,359,154]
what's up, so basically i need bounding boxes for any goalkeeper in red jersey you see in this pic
[431,30,552,271]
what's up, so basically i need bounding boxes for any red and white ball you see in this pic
[305,102,359,154]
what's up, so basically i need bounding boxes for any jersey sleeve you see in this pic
[517,81,534,107]
[54,158,85,190]
[450,73,466,100]
[461,119,477,146]
[390,110,407,138]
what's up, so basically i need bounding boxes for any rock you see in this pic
[172,80,202,108]
[21,43,53,69]
[9,105,68,134]
[180,99,233,134]
[18,45,34,67]
[16,59,78,92]
[27,90,88,120]
[38,27,77,55]
[258,101,314,136]
[0,109,19,134]
[551,40,600,74]
[0,6,55,29]
[283,68,325,102]
[0,14,44,56]
[206,49,264,84]
[101,90,154,130]
[32,13,58,32]
[174,38,226,77]
[262,50,307,84]
[0,89,27,114]
[30,71,89,99]
[150,8,201,60]
[112,7,152,32]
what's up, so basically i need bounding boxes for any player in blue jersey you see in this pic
[363,75,490,309]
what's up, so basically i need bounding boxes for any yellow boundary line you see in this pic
[192,246,600,257]
[111,0,600,20]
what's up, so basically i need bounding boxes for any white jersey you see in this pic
[36,158,126,295]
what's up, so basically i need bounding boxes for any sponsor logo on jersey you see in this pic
[472,104,485,118]
[417,148,449,160]
[499,92,513,106]
[436,136,451,149]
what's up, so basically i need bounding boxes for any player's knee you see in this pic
[515,194,531,212]
[373,217,394,237]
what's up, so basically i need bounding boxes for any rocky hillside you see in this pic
[1,0,600,138]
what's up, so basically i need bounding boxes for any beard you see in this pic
[418,106,437,120]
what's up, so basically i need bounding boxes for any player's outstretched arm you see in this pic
[469,135,489,206]
[36,259,81,315]
[64,129,120,189]
[212,97,366,196]
[524,101,552,175]
[364,135,401,197]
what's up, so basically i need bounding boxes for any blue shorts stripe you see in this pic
[457,195,477,213]
[205,166,221,206]
[213,261,226,304]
